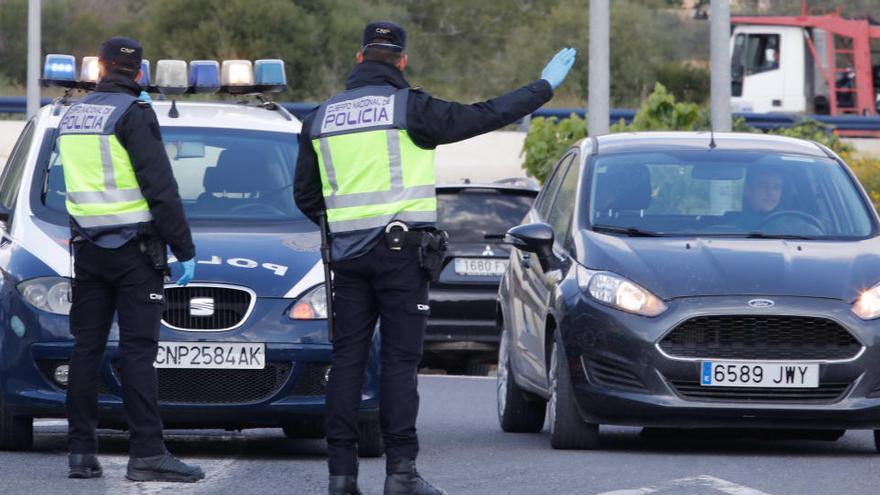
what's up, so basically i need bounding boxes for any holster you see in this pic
[136,223,169,276]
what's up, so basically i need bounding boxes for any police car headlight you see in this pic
[853,284,880,320]
[17,277,72,315]
[289,285,327,320]
[579,267,666,317]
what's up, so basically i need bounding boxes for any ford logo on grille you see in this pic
[190,297,215,317]
[748,298,775,308]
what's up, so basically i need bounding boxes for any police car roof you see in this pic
[42,100,301,134]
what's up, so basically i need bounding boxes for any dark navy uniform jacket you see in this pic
[294,60,553,261]
[71,73,195,262]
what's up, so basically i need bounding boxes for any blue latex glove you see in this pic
[138,90,152,104]
[541,48,577,90]
[177,259,195,286]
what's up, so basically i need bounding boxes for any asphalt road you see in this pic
[2,375,878,495]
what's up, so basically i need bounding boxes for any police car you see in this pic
[0,55,381,453]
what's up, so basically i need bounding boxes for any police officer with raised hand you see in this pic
[59,36,202,483]
[294,21,576,495]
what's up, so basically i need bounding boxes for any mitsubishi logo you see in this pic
[482,245,495,256]
[190,297,215,317]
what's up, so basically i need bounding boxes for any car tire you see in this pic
[357,416,383,458]
[874,430,880,453]
[0,391,33,451]
[497,326,546,433]
[466,359,493,377]
[282,417,326,439]
[548,334,599,450]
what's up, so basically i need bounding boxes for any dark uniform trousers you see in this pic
[325,240,430,475]
[66,239,167,458]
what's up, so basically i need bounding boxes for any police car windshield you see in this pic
[43,127,305,222]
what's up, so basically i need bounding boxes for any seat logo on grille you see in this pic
[748,298,775,308]
[190,297,215,317]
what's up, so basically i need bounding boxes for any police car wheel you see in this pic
[357,417,383,458]
[281,417,326,439]
[0,390,33,451]
[874,430,880,453]
[497,326,545,433]
[548,333,599,450]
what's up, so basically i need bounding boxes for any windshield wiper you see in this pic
[591,225,663,237]
[745,231,816,240]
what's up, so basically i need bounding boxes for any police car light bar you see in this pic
[40,54,285,96]
[189,60,220,94]
[155,59,188,95]
[220,60,253,94]
[254,59,287,93]
[80,56,100,83]
[138,59,151,88]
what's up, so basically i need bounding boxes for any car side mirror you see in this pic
[505,223,559,271]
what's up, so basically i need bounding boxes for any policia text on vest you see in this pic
[293,19,577,495]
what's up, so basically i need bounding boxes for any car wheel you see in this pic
[548,335,599,450]
[874,430,880,453]
[357,416,383,458]
[0,390,33,451]
[497,326,546,433]
[281,417,326,439]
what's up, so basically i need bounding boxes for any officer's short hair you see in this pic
[363,39,404,66]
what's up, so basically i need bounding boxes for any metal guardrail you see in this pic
[4,96,880,132]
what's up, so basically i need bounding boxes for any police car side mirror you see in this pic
[505,223,558,271]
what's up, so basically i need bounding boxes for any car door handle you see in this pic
[519,253,532,270]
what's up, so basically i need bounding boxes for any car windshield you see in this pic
[588,150,875,239]
[42,126,304,221]
[437,189,534,243]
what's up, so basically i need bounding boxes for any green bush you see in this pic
[521,113,587,183]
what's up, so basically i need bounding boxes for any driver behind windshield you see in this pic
[728,168,785,231]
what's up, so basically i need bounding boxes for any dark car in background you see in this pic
[497,132,880,452]
[423,183,538,374]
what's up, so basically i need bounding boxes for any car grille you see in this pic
[288,363,330,397]
[162,285,253,331]
[582,355,647,392]
[669,380,850,404]
[659,316,861,360]
[155,363,292,404]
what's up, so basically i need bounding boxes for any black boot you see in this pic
[329,475,363,495]
[384,459,447,495]
[126,452,205,482]
[68,453,103,479]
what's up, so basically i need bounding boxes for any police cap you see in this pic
[362,21,406,52]
[99,36,143,75]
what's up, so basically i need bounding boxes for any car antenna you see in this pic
[168,98,179,118]
[709,123,717,150]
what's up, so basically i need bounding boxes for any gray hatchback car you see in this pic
[496,132,880,451]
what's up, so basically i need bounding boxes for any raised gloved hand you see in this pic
[138,90,153,104]
[541,48,577,90]
[177,259,196,286]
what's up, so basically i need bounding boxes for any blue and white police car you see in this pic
[0,56,381,453]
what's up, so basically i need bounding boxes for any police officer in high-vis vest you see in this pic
[294,21,576,495]
[59,37,203,483]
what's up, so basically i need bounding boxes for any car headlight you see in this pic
[576,265,667,317]
[289,284,327,320]
[853,284,880,320]
[17,277,72,315]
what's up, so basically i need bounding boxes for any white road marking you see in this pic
[595,475,773,495]
[419,374,495,381]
